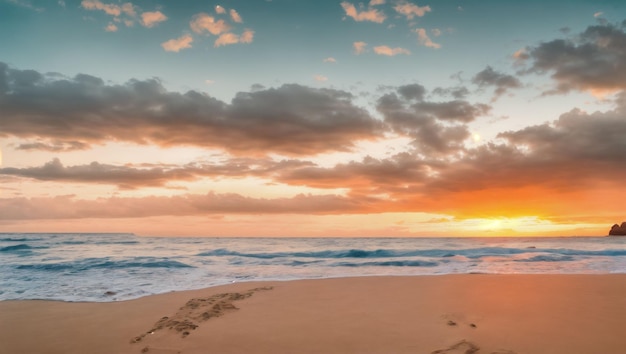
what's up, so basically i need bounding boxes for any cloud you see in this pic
[373,45,410,56]
[230,9,243,23]
[521,22,626,95]
[277,153,431,192]
[314,75,329,82]
[104,22,118,32]
[214,33,240,47]
[190,13,231,35]
[377,84,490,154]
[0,62,383,156]
[7,0,44,12]
[370,0,385,5]
[340,2,386,23]
[432,86,470,99]
[323,57,337,63]
[161,34,193,52]
[0,157,315,189]
[81,0,121,16]
[0,192,363,220]
[121,2,135,17]
[141,11,167,28]
[215,5,226,14]
[472,66,523,99]
[393,1,431,20]
[14,140,90,152]
[512,48,529,61]
[214,30,254,47]
[353,41,367,55]
[414,28,441,48]
[594,11,603,18]
[240,29,254,43]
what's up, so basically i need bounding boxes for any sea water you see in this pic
[2,233,626,302]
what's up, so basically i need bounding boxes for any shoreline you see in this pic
[2,274,626,353]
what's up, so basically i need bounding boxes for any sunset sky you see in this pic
[1,0,625,236]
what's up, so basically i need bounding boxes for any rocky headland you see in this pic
[609,222,626,236]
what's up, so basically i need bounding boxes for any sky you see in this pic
[0,0,625,237]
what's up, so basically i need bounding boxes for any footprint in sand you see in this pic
[432,340,480,354]
[431,340,517,354]
[131,287,273,345]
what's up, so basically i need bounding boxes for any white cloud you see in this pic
[141,11,167,28]
[205,79,215,85]
[370,0,385,5]
[353,41,368,55]
[393,1,431,19]
[215,5,226,14]
[190,13,231,35]
[593,11,603,18]
[414,28,441,48]
[161,34,193,52]
[314,75,329,82]
[323,57,337,63]
[373,45,410,56]
[230,9,243,23]
[341,2,386,23]
[104,22,118,32]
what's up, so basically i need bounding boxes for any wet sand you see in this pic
[1,275,626,354]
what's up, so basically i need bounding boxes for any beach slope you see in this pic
[1,275,626,354]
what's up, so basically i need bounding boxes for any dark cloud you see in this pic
[472,66,523,100]
[0,63,383,155]
[432,86,470,99]
[277,153,435,192]
[15,140,90,152]
[0,157,314,189]
[377,85,490,154]
[521,22,626,94]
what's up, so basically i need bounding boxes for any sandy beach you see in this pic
[1,274,626,354]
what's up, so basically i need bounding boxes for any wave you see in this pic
[332,260,439,267]
[0,237,43,242]
[197,247,626,260]
[515,255,575,262]
[0,244,45,252]
[16,257,193,272]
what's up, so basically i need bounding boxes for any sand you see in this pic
[1,275,626,354]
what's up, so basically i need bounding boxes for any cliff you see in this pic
[609,222,626,236]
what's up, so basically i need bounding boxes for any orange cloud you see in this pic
[373,45,410,56]
[353,41,367,55]
[393,1,431,19]
[230,9,243,23]
[81,0,121,16]
[141,11,167,28]
[414,28,441,49]
[341,2,386,23]
[161,34,193,52]
[190,13,231,35]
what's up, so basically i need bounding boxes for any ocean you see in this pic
[2,233,626,302]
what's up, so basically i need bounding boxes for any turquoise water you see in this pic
[2,233,626,302]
